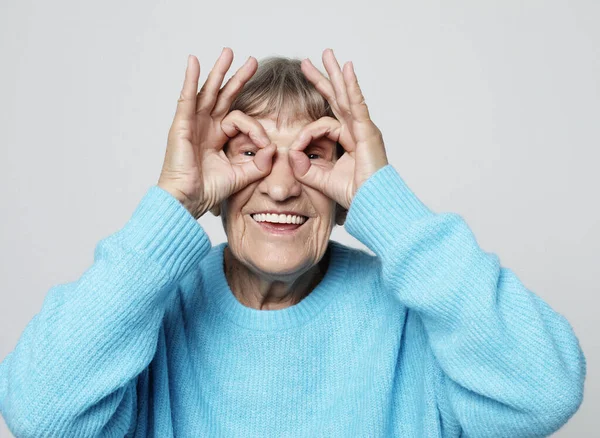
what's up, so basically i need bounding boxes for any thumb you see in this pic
[253,143,277,175]
[231,144,277,191]
[288,150,330,196]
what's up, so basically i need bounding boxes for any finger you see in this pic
[211,56,258,119]
[343,61,371,123]
[195,47,234,114]
[288,149,332,195]
[231,144,277,191]
[300,58,342,116]
[221,110,271,149]
[287,116,342,197]
[289,116,343,152]
[322,49,351,118]
[173,55,200,125]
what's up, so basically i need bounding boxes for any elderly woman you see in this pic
[0,48,586,437]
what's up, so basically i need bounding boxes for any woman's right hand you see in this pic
[157,48,277,219]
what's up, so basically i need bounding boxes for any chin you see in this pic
[244,245,316,279]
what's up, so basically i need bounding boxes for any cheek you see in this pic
[307,189,336,226]
[222,185,257,235]
[304,191,336,246]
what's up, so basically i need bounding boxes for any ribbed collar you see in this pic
[200,240,351,331]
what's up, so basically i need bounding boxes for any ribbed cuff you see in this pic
[344,165,435,257]
[112,185,211,281]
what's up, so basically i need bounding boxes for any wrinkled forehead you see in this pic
[258,116,309,141]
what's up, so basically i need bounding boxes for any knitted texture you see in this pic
[0,165,586,437]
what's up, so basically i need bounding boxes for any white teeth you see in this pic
[251,213,307,224]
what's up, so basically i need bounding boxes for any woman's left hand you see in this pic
[288,48,389,210]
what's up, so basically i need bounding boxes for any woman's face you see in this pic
[219,115,338,281]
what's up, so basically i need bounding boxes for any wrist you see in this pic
[156,183,207,219]
[344,165,434,256]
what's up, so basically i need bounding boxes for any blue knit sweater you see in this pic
[0,165,586,437]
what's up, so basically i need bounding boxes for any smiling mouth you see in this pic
[251,213,308,225]
[250,213,309,234]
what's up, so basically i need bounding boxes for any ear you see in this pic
[334,203,347,226]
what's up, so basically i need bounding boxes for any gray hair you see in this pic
[229,56,343,158]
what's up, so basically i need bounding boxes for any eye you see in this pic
[307,153,320,160]
[243,151,256,157]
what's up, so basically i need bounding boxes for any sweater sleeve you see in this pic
[0,185,211,438]
[344,165,587,437]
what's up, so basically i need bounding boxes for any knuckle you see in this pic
[219,118,231,131]
[227,75,243,93]
[221,109,238,124]
[248,129,263,143]
[217,88,232,103]
[321,116,339,126]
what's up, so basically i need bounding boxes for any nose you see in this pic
[257,147,302,201]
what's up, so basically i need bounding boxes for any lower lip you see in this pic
[251,217,307,235]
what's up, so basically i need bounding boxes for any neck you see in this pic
[223,246,330,310]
